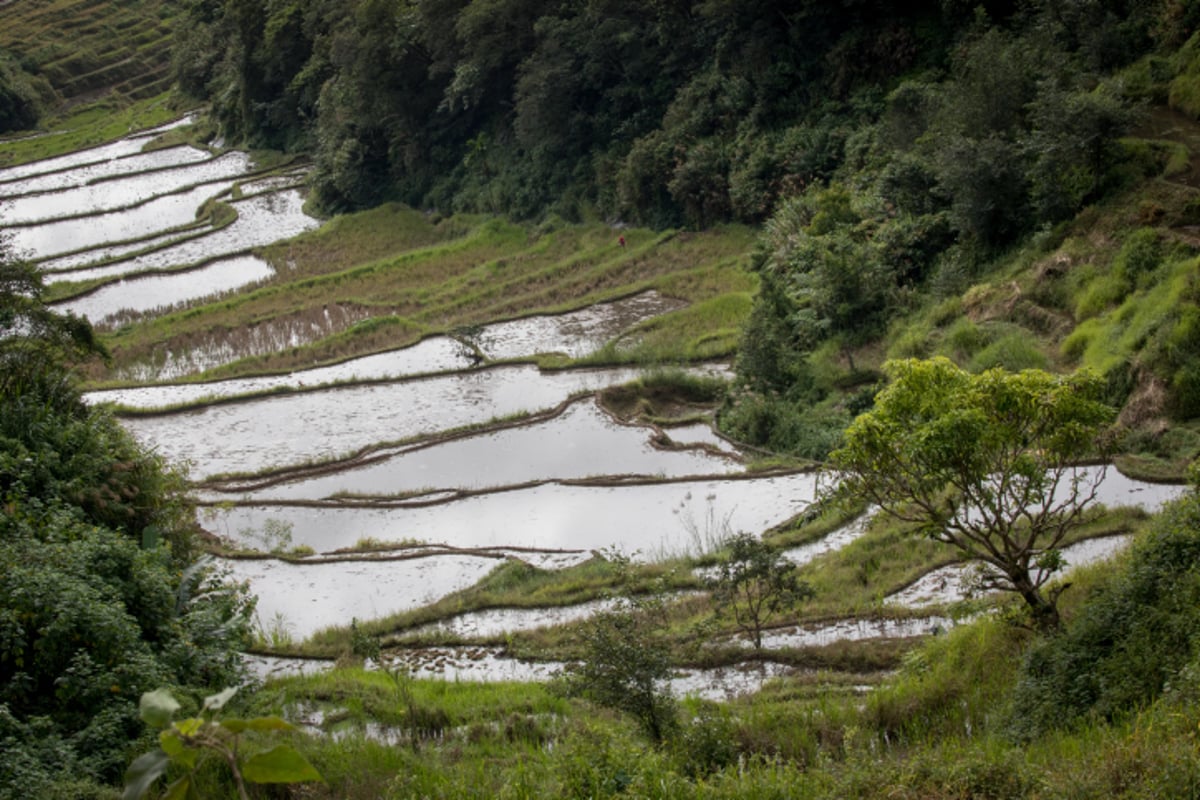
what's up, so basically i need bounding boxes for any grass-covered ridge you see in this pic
[214,489,1200,800]
[95,212,756,382]
[0,0,180,137]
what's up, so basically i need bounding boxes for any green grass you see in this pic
[0,93,188,167]
[224,562,1200,799]
[289,556,703,657]
[94,215,757,382]
[0,0,176,106]
[1063,255,1199,374]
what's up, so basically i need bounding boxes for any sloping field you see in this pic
[0,0,174,103]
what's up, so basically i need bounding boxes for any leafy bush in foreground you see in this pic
[0,248,252,797]
[1009,484,1200,739]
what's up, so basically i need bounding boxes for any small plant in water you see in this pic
[238,518,295,554]
[349,617,382,664]
[124,687,322,800]
[675,499,736,559]
[253,611,294,649]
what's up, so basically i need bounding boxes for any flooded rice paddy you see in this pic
[0,144,211,196]
[114,305,378,383]
[205,473,816,557]
[58,254,275,322]
[121,365,661,478]
[885,534,1139,608]
[11,117,1190,691]
[207,399,741,501]
[58,188,317,283]
[230,555,505,641]
[23,182,240,262]
[0,115,195,183]
[250,651,826,703]
[0,151,254,224]
[85,292,689,408]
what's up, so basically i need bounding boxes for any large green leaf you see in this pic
[203,686,239,712]
[122,749,170,800]
[162,776,192,800]
[241,744,323,784]
[139,689,180,729]
[159,730,198,769]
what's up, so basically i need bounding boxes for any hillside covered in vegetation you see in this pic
[6,0,1200,798]
[174,0,1200,468]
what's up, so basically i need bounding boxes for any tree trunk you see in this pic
[1012,575,1060,632]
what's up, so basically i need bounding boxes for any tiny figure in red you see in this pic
[618,235,626,248]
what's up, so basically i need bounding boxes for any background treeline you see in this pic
[176,0,1188,226]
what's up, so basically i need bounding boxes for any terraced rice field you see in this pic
[0,0,175,103]
[6,115,1186,699]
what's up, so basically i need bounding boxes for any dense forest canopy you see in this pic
[177,0,1192,225]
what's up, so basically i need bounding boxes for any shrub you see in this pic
[1008,487,1200,739]
[1169,73,1200,119]
[0,512,250,790]
[941,318,988,360]
[707,533,813,650]
[560,592,677,742]
[719,392,847,460]
[669,704,739,778]
[1113,228,1163,287]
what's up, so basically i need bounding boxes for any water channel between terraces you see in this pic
[7,117,1190,699]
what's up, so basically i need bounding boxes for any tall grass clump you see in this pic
[866,616,1027,745]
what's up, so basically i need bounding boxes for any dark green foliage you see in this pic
[0,394,188,545]
[719,391,849,460]
[669,704,739,778]
[1026,84,1132,224]
[173,0,1190,233]
[0,255,106,400]
[0,55,41,132]
[730,5,1158,403]
[349,618,381,663]
[0,245,251,797]
[1009,486,1200,739]
[172,0,1023,225]
[750,186,901,350]
[0,250,175,544]
[1112,227,1163,287]
[733,275,809,395]
[0,509,252,791]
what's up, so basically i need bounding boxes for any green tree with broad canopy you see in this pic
[830,357,1116,631]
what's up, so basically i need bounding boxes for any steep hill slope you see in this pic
[0,0,174,127]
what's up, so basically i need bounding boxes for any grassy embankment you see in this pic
[0,0,186,158]
[94,208,758,383]
[212,497,1197,800]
